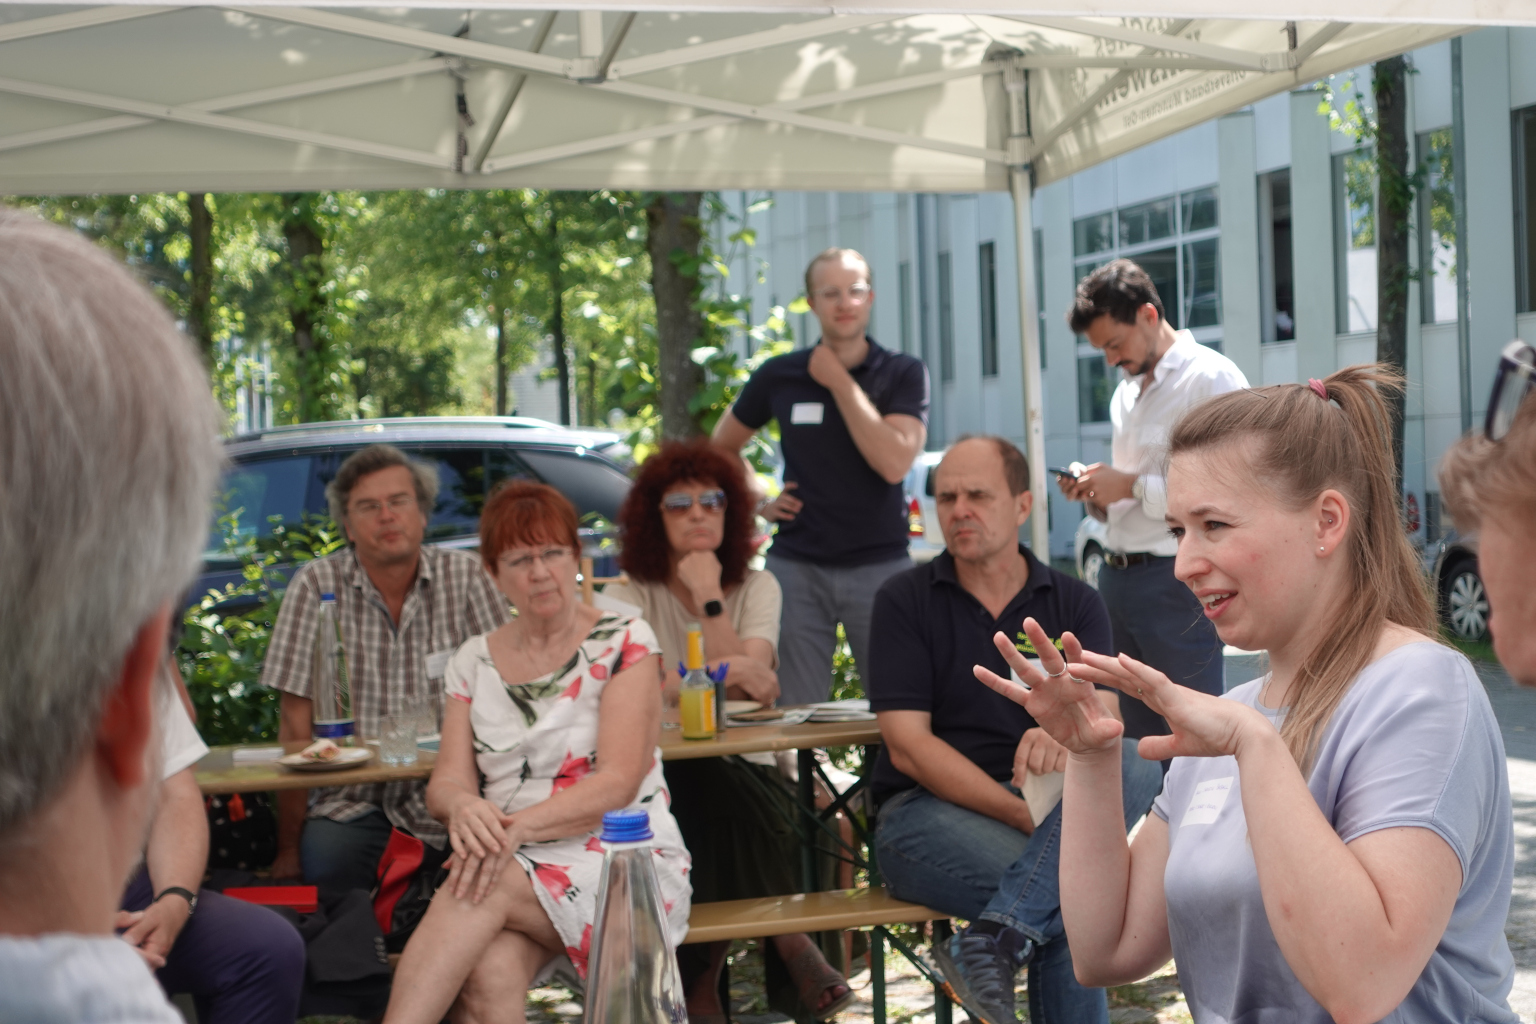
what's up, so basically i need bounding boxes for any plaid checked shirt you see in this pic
[260,545,510,845]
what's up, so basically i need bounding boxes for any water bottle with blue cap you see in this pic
[310,592,354,744]
[583,809,687,1024]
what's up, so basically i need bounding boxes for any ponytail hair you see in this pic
[1167,364,1436,772]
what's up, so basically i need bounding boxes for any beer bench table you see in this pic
[197,718,953,1024]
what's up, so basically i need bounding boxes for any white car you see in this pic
[902,451,946,563]
[1074,514,1110,589]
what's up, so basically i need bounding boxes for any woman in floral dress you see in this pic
[384,482,691,1024]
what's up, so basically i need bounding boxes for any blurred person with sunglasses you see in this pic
[604,441,855,1023]
[714,248,930,706]
[1440,340,1536,685]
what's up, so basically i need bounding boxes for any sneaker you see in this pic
[930,927,1034,1024]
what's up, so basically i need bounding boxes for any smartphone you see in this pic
[1048,466,1080,480]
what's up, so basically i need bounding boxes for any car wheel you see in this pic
[1081,544,1105,591]
[1442,559,1490,642]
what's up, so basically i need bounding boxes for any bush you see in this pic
[177,515,345,746]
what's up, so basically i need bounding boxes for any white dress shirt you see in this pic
[1106,330,1249,556]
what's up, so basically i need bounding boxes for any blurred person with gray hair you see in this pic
[1440,340,1536,686]
[262,443,509,891]
[0,208,222,1019]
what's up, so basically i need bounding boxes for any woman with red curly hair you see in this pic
[604,441,853,1024]
[607,438,779,703]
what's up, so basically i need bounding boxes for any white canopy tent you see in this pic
[0,3,1495,549]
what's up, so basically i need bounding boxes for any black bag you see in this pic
[205,792,277,871]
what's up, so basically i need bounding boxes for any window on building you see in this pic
[979,241,998,377]
[1259,170,1295,342]
[898,261,913,354]
[1138,247,1180,329]
[1077,352,1112,423]
[1513,106,1536,312]
[1181,187,1219,232]
[1073,212,1114,258]
[1182,238,1221,328]
[1333,149,1378,333]
[1034,228,1047,370]
[1119,197,1175,247]
[1417,129,1457,324]
[938,250,954,382]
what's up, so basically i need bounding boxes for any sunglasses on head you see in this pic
[661,489,727,514]
[1486,340,1536,442]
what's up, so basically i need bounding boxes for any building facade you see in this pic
[718,27,1536,560]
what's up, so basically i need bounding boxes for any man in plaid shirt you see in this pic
[262,445,509,889]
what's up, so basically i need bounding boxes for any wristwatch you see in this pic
[702,599,724,618]
[1131,475,1146,503]
[154,886,198,915]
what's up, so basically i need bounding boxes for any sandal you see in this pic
[784,946,856,1021]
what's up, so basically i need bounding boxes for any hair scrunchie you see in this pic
[1308,378,1329,401]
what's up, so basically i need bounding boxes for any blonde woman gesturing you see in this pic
[977,367,1516,1024]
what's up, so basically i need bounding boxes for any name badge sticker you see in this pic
[790,402,824,425]
[425,648,453,680]
[1010,659,1045,690]
[1181,776,1235,826]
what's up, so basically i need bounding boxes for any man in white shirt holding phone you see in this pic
[1059,259,1248,744]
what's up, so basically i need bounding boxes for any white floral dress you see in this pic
[443,614,692,979]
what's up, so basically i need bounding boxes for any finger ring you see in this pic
[1137,687,1145,697]
[1045,664,1066,678]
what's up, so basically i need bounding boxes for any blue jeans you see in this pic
[1097,556,1225,741]
[874,740,1163,1024]
[300,809,394,893]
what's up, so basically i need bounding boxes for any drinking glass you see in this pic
[380,714,418,767]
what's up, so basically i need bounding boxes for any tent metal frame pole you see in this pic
[471,10,556,173]
[1451,36,1473,434]
[1005,59,1050,556]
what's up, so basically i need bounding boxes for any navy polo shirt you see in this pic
[866,546,1115,804]
[731,338,929,567]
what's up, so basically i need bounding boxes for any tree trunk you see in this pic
[544,212,574,426]
[494,304,509,416]
[1374,57,1411,496]
[282,194,326,422]
[646,192,706,440]
[187,192,214,366]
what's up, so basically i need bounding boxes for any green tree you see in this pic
[1321,64,1425,495]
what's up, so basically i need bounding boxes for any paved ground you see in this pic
[529,649,1536,1024]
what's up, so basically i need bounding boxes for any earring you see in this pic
[1319,546,1326,552]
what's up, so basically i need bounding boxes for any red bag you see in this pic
[372,828,425,935]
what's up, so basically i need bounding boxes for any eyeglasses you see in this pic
[349,494,417,519]
[1486,340,1536,441]
[499,547,572,573]
[661,490,727,515]
[812,283,871,305]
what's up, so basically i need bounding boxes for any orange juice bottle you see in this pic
[679,625,715,740]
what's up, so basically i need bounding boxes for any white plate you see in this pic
[278,747,375,772]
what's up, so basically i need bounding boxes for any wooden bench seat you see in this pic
[685,887,944,943]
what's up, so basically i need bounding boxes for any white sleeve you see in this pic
[1138,472,1169,523]
[158,669,209,780]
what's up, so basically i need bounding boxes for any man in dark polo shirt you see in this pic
[714,247,929,705]
[868,436,1162,1024]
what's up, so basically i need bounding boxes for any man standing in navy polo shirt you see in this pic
[868,436,1162,1024]
[714,247,929,705]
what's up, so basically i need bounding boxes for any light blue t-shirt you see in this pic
[1151,642,1516,1023]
